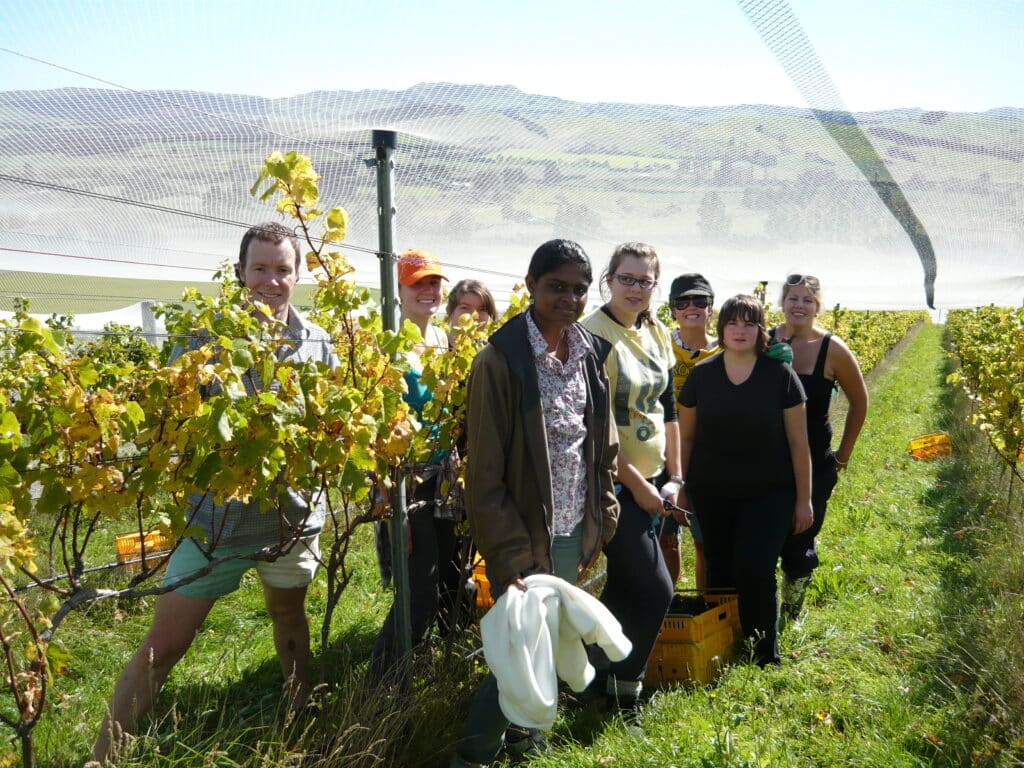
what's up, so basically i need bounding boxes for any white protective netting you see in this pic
[1,0,1022,320]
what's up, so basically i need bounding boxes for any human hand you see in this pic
[667,486,691,526]
[578,549,601,582]
[504,576,528,593]
[792,501,814,534]
[636,480,666,516]
[659,479,682,506]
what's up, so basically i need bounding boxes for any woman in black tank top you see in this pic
[772,275,869,622]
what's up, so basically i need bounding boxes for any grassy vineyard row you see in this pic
[815,306,929,375]
[946,306,1024,466]
[0,149,937,766]
[656,294,928,377]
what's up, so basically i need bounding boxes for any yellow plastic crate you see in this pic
[645,623,736,686]
[114,530,172,572]
[471,553,494,609]
[909,431,951,460]
[658,592,740,644]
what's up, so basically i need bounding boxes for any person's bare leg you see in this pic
[263,584,311,709]
[92,591,215,763]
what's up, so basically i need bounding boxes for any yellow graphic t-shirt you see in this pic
[671,329,721,402]
[582,309,673,480]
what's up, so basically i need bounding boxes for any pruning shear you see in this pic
[650,498,692,534]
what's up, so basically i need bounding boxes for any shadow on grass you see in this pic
[70,619,474,767]
[908,333,1024,766]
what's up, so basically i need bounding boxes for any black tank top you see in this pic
[771,330,835,467]
[800,333,835,466]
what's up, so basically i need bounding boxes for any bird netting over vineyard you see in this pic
[1,0,1022,321]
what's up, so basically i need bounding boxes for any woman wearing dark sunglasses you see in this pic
[581,242,677,713]
[666,273,721,591]
[771,274,868,623]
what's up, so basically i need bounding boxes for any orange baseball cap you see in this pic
[397,249,449,286]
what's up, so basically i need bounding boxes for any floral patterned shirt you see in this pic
[526,311,588,536]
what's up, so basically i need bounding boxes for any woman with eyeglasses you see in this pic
[449,239,619,767]
[677,294,812,667]
[581,242,677,713]
[666,273,721,590]
[771,274,868,622]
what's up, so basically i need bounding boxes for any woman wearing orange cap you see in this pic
[368,248,460,682]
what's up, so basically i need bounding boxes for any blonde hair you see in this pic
[780,274,823,312]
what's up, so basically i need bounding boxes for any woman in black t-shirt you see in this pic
[677,295,812,667]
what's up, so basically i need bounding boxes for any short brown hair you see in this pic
[446,279,497,323]
[716,295,769,354]
[238,222,301,271]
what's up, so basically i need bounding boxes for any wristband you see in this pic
[660,480,682,499]
[835,457,850,467]
[669,475,685,485]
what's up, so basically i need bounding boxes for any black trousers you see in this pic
[689,486,794,667]
[368,494,461,683]
[780,456,839,580]
[600,482,675,683]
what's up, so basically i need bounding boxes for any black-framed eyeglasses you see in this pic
[785,274,820,289]
[540,279,590,298]
[671,296,710,311]
[612,273,656,290]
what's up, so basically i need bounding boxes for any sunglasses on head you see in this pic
[671,296,710,310]
[786,274,820,289]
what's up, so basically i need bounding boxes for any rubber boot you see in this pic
[780,574,812,624]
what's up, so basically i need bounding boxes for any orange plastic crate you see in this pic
[658,592,740,643]
[909,431,951,460]
[645,623,736,686]
[114,530,172,572]
[471,554,494,609]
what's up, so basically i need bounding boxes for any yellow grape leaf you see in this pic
[324,207,348,242]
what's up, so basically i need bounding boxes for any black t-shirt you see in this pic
[679,354,806,498]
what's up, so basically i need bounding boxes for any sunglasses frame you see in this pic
[671,296,711,310]
[785,274,821,289]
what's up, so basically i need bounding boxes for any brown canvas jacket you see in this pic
[465,311,619,593]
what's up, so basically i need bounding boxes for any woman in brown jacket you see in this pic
[450,238,619,767]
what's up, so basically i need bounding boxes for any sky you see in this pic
[1,0,1021,111]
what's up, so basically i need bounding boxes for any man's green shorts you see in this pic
[163,536,321,599]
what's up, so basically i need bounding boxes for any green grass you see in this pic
[17,323,1024,766]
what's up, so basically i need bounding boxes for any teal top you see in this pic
[404,367,448,463]
[404,367,433,416]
